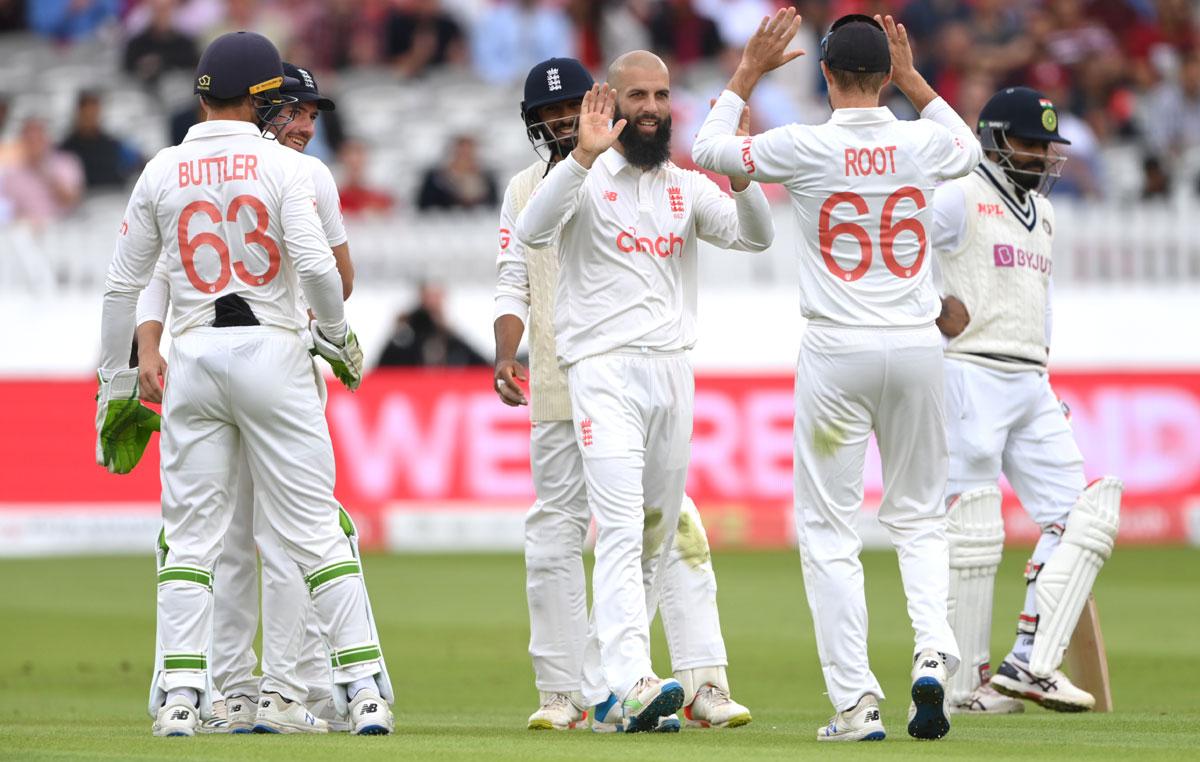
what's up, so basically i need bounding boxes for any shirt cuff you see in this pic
[493,295,529,324]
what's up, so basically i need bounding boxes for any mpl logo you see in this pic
[616,229,685,258]
[994,244,1015,267]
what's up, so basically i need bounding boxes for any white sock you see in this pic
[346,676,376,701]
[166,687,198,707]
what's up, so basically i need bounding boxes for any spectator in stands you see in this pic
[28,0,117,41]
[337,139,396,216]
[377,282,488,367]
[58,92,142,190]
[416,134,498,211]
[1141,154,1172,199]
[0,96,17,168]
[1140,51,1200,160]
[0,0,24,32]
[470,0,574,84]
[386,0,467,78]
[648,0,722,70]
[0,117,84,226]
[122,0,200,89]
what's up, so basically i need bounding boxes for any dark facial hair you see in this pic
[614,104,672,170]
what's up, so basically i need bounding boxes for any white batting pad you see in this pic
[946,486,1004,702]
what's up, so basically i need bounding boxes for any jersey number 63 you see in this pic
[178,196,281,294]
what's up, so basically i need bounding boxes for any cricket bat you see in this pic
[1064,594,1113,712]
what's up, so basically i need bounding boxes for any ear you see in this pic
[882,68,893,89]
[820,60,832,88]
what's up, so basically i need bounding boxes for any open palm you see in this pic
[574,83,627,161]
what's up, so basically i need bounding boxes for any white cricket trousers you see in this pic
[794,322,959,712]
[210,448,330,703]
[566,351,694,705]
[155,327,381,698]
[524,420,727,695]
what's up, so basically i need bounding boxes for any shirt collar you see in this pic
[598,147,631,175]
[830,107,897,126]
[183,120,265,142]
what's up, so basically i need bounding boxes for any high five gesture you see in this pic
[728,7,805,100]
[571,83,627,168]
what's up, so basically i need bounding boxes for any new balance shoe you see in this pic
[949,681,1025,715]
[685,683,752,729]
[528,691,587,730]
[621,676,685,734]
[816,694,885,742]
[990,655,1095,712]
[349,688,394,735]
[252,692,328,734]
[152,696,199,737]
[591,693,680,733]
[226,694,257,734]
[908,649,950,740]
[197,698,230,734]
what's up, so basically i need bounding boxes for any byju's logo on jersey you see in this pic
[546,68,562,91]
[994,244,1051,274]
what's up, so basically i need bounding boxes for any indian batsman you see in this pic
[693,10,981,741]
[134,62,370,734]
[933,86,1121,714]
[514,54,773,733]
[95,32,391,736]
[494,57,752,732]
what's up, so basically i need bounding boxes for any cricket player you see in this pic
[94,32,391,737]
[693,10,982,741]
[134,62,365,734]
[495,57,752,732]
[514,53,773,733]
[933,86,1121,714]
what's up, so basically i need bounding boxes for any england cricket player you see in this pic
[94,32,391,737]
[692,10,982,741]
[514,53,773,733]
[134,62,368,734]
[933,86,1121,715]
[495,57,752,732]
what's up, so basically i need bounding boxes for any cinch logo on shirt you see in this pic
[993,244,1051,273]
[844,146,897,177]
[978,203,1005,217]
[616,229,685,258]
[499,227,511,250]
[740,137,755,174]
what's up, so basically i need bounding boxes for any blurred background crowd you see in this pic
[0,0,1197,364]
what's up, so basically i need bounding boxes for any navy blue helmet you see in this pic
[194,31,294,129]
[520,58,594,161]
[282,62,336,111]
[978,86,1071,194]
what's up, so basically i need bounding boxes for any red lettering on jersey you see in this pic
[177,154,261,188]
[977,203,1005,217]
[615,229,685,258]
[740,137,756,174]
[604,191,618,202]
[119,220,128,236]
[499,227,511,250]
[844,146,898,177]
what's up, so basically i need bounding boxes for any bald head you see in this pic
[608,50,669,91]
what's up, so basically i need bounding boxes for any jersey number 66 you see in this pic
[818,186,926,282]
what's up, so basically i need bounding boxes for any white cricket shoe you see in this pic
[907,649,950,740]
[152,696,199,737]
[990,655,1095,712]
[349,688,394,735]
[309,694,352,732]
[591,693,680,733]
[949,682,1025,715]
[816,694,885,742]
[527,691,587,730]
[252,692,329,734]
[684,683,752,729]
[197,698,231,734]
[621,676,685,734]
[225,694,257,734]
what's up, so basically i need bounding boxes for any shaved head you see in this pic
[608,50,669,91]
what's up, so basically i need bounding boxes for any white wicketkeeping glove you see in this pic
[309,319,364,391]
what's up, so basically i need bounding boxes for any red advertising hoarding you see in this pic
[3,370,1199,554]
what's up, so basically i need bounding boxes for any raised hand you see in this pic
[876,15,916,84]
[709,98,753,137]
[740,7,805,77]
[571,83,627,168]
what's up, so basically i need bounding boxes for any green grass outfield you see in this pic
[1,547,1196,760]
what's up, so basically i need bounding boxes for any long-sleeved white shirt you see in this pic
[100,120,344,370]
[514,148,773,367]
[692,90,982,328]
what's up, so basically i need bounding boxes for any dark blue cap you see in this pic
[282,62,335,111]
[820,15,890,74]
[194,31,284,100]
[978,87,1070,145]
[521,58,594,121]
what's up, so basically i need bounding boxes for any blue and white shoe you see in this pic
[252,692,328,734]
[621,677,685,734]
[592,688,683,733]
[908,649,950,740]
[349,688,393,735]
[152,696,199,737]
[816,694,886,742]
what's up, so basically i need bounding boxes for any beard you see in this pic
[1006,159,1046,193]
[614,105,672,170]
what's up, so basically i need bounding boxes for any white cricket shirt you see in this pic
[693,90,982,327]
[101,120,341,370]
[514,148,773,367]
